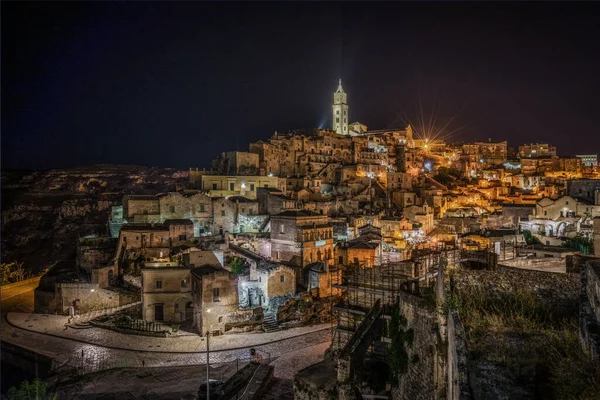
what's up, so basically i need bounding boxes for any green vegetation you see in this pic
[1,261,30,285]
[6,379,57,400]
[563,235,594,255]
[446,285,600,399]
[229,257,246,275]
[522,230,541,245]
[388,303,417,382]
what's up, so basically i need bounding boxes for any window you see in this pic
[280,224,284,234]
[229,183,234,190]
[242,208,246,213]
[200,204,205,212]
[544,211,547,216]
[169,206,175,213]
[143,210,148,215]
[259,276,261,282]
[179,234,187,241]
[213,287,220,302]
[218,316,223,323]
[212,183,218,190]
[336,110,339,115]
[181,279,188,288]
[280,275,285,283]
[221,210,225,216]
[250,184,255,191]
[566,201,569,205]
[336,118,340,123]
[156,280,163,289]
[264,184,268,188]
[123,236,127,243]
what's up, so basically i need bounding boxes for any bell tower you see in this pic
[332,79,349,135]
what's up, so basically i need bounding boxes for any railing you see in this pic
[114,318,170,333]
[237,363,269,400]
[70,301,142,323]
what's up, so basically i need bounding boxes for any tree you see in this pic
[230,257,245,275]
[1,261,29,285]
[6,379,57,400]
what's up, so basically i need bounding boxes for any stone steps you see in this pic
[263,314,280,333]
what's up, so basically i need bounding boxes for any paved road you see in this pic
[1,283,331,373]
[1,278,39,316]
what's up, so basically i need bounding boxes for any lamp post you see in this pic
[206,330,210,400]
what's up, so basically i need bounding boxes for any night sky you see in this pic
[2,2,599,170]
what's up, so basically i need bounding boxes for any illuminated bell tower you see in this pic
[332,79,349,135]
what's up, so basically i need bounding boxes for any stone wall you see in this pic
[76,237,117,273]
[446,310,473,400]
[580,260,600,360]
[58,283,137,314]
[454,265,580,314]
[266,265,296,298]
[392,292,438,400]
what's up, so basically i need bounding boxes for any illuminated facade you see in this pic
[332,79,349,135]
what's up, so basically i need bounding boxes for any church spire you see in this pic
[336,79,345,94]
[332,79,349,134]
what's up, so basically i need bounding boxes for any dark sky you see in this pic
[2,2,599,170]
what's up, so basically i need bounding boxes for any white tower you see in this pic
[332,79,349,135]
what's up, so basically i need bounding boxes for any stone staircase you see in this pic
[69,301,142,325]
[262,313,280,333]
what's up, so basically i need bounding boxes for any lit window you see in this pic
[181,279,188,288]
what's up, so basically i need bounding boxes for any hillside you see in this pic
[1,165,189,274]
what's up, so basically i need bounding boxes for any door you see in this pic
[154,305,164,321]
[185,302,194,321]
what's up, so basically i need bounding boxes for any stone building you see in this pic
[230,244,297,308]
[567,178,600,205]
[211,151,260,176]
[256,187,297,215]
[518,143,557,158]
[141,263,193,323]
[270,210,334,285]
[335,225,383,267]
[117,224,171,261]
[190,265,239,335]
[199,175,283,199]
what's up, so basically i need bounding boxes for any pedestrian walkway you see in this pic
[6,312,331,353]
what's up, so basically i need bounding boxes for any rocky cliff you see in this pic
[1,165,188,274]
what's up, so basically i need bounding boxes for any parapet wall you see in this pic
[581,260,600,360]
[447,310,473,400]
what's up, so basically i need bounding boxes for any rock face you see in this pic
[1,165,189,274]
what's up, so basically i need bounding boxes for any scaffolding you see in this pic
[332,248,459,351]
